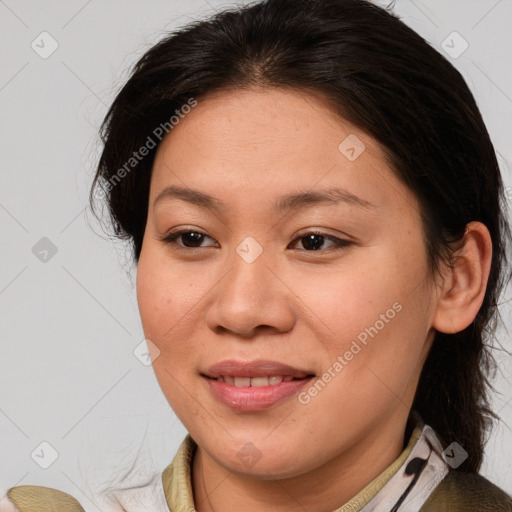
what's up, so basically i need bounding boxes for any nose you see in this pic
[205,240,296,339]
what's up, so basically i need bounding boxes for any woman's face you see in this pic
[137,87,441,478]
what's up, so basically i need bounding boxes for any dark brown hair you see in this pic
[91,0,511,472]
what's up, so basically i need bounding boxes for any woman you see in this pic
[4,0,512,510]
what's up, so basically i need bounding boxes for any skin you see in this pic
[136,87,492,512]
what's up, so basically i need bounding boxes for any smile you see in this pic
[214,375,296,386]
[202,360,315,412]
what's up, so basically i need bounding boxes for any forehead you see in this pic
[149,87,418,218]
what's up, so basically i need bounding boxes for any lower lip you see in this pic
[205,377,312,412]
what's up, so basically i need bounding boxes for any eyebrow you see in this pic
[154,184,376,214]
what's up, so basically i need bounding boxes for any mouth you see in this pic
[208,375,307,387]
[203,359,314,380]
[202,360,315,412]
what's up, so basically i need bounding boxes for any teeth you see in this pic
[234,377,251,387]
[217,375,294,386]
[251,376,269,387]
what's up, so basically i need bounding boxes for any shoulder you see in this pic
[3,474,170,512]
[420,471,512,511]
[1,485,85,512]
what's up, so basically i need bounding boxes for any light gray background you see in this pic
[1,0,511,509]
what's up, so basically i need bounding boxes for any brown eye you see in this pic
[161,230,218,249]
[289,232,353,251]
[160,229,352,253]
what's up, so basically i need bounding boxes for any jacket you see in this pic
[3,411,512,511]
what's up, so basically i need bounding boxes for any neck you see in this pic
[191,410,410,512]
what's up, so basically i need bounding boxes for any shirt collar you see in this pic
[161,410,450,511]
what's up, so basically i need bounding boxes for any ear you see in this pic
[432,221,493,334]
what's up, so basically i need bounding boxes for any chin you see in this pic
[202,434,314,480]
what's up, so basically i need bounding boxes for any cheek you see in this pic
[136,245,209,367]
[303,251,432,385]
[294,257,411,352]
[325,296,431,413]
[136,251,197,413]
[136,248,178,348]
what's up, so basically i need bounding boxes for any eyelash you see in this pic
[159,229,353,253]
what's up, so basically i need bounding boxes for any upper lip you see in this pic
[203,359,315,379]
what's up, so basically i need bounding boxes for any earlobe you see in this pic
[432,221,493,334]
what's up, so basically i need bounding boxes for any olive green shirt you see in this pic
[5,411,512,511]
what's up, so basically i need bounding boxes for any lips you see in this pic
[202,360,315,412]
[203,359,313,379]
